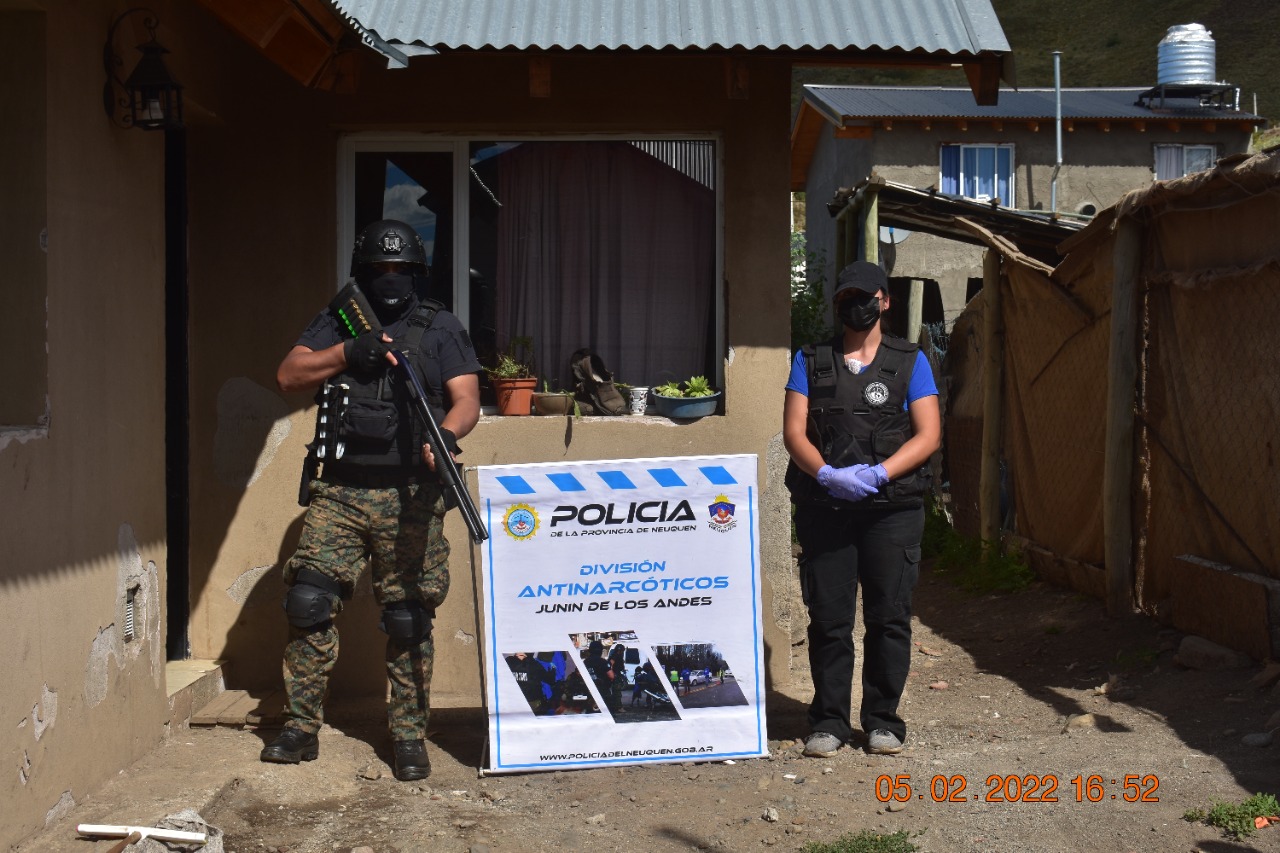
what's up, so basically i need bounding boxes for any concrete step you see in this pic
[190,688,284,728]
[165,659,225,730]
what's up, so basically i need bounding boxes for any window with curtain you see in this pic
[468,140,718,396]
[1154,144,1218,181]
[939,143,1015,207]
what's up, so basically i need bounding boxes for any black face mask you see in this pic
[358,269,417,322]
[837,294,882,331]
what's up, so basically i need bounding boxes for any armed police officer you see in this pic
[260,219,482,781]
[784,261,941,759]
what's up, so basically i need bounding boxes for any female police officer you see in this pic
[783,261,941,758]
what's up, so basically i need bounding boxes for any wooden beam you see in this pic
[1203,121,1216,132]
[1098,121,1111,133]
[992,120,1004,132]
[963,54,1003,106]
[1026,121,1040,132]
[957,119,968,132]
[724,57,749,99]
[1168,120,1181,132]
[882,119,893,131]
[833,126,873,139]
[194,0,347,89]
[1103,217,1141,615]
[1134,121,1146,132]
[529,57,551,98]
[979,249,1003,548]
[921,119,932,131]
[1064,120,1075,132]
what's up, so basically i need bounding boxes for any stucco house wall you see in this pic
[1,4,172,845]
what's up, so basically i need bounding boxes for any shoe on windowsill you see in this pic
[802,731,843,758]
[393,739,432,781]
[866,729,905,754]
[260,728,319,764]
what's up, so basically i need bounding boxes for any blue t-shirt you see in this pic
[785,347,937,411]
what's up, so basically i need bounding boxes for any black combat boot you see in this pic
[260,728,320,764]
[393,739,431,781]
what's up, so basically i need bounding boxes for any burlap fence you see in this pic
[945,149,1280,659]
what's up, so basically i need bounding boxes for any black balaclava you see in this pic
[837,292,882,331]
[357,265,419,323]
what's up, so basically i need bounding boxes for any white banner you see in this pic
[477,454,767,773]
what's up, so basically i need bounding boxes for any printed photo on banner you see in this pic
[502,650,600,717]
[650,642,748,710]
[569,630,682,724]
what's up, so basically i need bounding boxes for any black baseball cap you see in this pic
[833,261,887,300]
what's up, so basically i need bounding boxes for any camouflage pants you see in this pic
[281,478,450,742]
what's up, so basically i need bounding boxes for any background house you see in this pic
[0,0,1012,845]
[792,83,1262,324]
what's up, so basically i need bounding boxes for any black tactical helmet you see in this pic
[350,219,428,274]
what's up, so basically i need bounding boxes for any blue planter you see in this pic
[651,391,721,419]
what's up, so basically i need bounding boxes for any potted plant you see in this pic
[532,380,580,417]
[486,336,537,416]
[650,375,722,419]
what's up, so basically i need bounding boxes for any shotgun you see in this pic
[327,282,489,544]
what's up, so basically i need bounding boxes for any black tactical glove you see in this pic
[439,428,460,455]
[343,332,391,373]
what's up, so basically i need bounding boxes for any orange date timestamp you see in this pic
[874,773,1160,804]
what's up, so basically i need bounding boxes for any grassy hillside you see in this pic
[793,0,1279,124]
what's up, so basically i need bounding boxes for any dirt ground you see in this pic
[19,561,1280,853]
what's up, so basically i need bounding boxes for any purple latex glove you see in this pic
[854,464,889,492]
[816,464,878,502]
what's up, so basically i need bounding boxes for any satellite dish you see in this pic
[880,226,912,244]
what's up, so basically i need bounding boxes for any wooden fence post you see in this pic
[979,249,1003,548]
[862,191,878,264]
[1104,217,1141,615]
[907,278,924,345]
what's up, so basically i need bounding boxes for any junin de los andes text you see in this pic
[535,596,714,613]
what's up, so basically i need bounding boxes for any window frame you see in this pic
[336,133,726,390]
[939,142,1016,207]
[1153,143,1218,181]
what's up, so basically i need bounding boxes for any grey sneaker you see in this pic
[866,729,904,754]
[802,732,843,758]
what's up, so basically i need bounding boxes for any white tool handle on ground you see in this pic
[77,824,207,844]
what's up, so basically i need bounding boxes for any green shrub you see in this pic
[925,497,1034,594]
[791,232,831,349]
[801,829,920,853]
[1192,793,1280,839]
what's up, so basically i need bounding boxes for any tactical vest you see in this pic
[322,300,447,471]
[785,334,931,508]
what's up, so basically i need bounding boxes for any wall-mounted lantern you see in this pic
[103,8,183,131]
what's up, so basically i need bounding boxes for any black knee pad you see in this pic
[284,569,342,630]
[379,601,435,646]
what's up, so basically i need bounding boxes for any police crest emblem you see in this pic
[864,381,890,406]
[503,504,539,540]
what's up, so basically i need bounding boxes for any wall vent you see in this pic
[124,586,138,643]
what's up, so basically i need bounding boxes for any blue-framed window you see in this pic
[940,144,1015,207]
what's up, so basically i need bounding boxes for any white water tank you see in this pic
[1157,23,1217,85]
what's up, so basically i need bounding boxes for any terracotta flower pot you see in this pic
[491,377,537,415]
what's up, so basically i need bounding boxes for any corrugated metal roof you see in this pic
[805,85,1262,122]
[329,0,1011,55]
